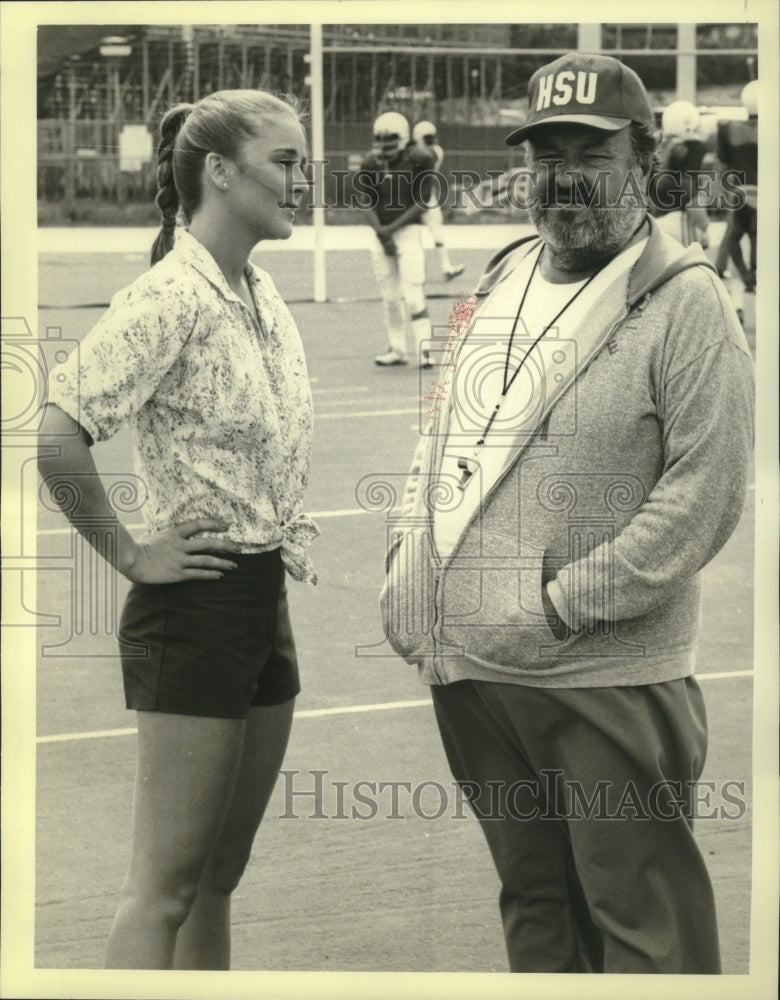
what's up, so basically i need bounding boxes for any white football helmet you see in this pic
[412,120,437,146]
[661,101,702,141]
[741,80,758,116]
[372,111,410,159]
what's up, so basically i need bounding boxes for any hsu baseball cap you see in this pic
[505,52,655,146]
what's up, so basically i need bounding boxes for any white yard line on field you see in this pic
[37,507,371,536]
[35,480,756,538]
[312,386,370,394]
[696,670,756,682]
[317,407,420,419]
[35,675,753,745]
[37,225,537,255]
[37,699,434,744]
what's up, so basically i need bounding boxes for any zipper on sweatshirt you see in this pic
[421,311,633,678]
[430,570,445,683]
[435,307,634,572]
[416,277,651,676]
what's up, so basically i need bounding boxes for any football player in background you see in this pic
[357,111,437,367]
[651,101,710,249]
[412,120,466,282]
[714,80,758,324]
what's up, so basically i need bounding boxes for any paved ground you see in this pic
[3,223,775,999]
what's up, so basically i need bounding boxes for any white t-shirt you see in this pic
[434,237,648,559]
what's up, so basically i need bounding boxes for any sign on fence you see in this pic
[119,124,153,171]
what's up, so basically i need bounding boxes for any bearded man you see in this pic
[380,53,754,974]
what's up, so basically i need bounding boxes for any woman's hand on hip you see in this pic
[119,518,240,583]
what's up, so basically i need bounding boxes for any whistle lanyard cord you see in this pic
[474,250,603,448]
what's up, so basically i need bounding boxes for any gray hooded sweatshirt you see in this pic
[380,218,755,688]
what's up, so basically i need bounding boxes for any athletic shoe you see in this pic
[374,349,408,366]
[444,264,466,281]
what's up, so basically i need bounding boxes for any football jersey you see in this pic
[717,118,757,186]
[357,144,437,225]
[653,138,706,214]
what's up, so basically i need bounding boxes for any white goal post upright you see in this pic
[309,22,327,303]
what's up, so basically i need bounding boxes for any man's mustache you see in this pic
[538,188,600,208]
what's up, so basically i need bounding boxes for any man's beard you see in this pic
[529,197,646,271]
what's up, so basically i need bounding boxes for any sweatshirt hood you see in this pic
[628,216,714,305]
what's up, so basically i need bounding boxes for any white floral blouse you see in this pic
[47,230,318,583]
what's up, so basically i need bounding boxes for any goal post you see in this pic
[309,22,327,303]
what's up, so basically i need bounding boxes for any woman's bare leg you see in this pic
[105,711,246,969]
[173,699,295,970]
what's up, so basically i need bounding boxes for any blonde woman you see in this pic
[38,90,316,970]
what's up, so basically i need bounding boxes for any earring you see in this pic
[222,181,228,191]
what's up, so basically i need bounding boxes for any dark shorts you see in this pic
[119,548,300,719]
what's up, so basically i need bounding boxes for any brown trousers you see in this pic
[431,676,722,973]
